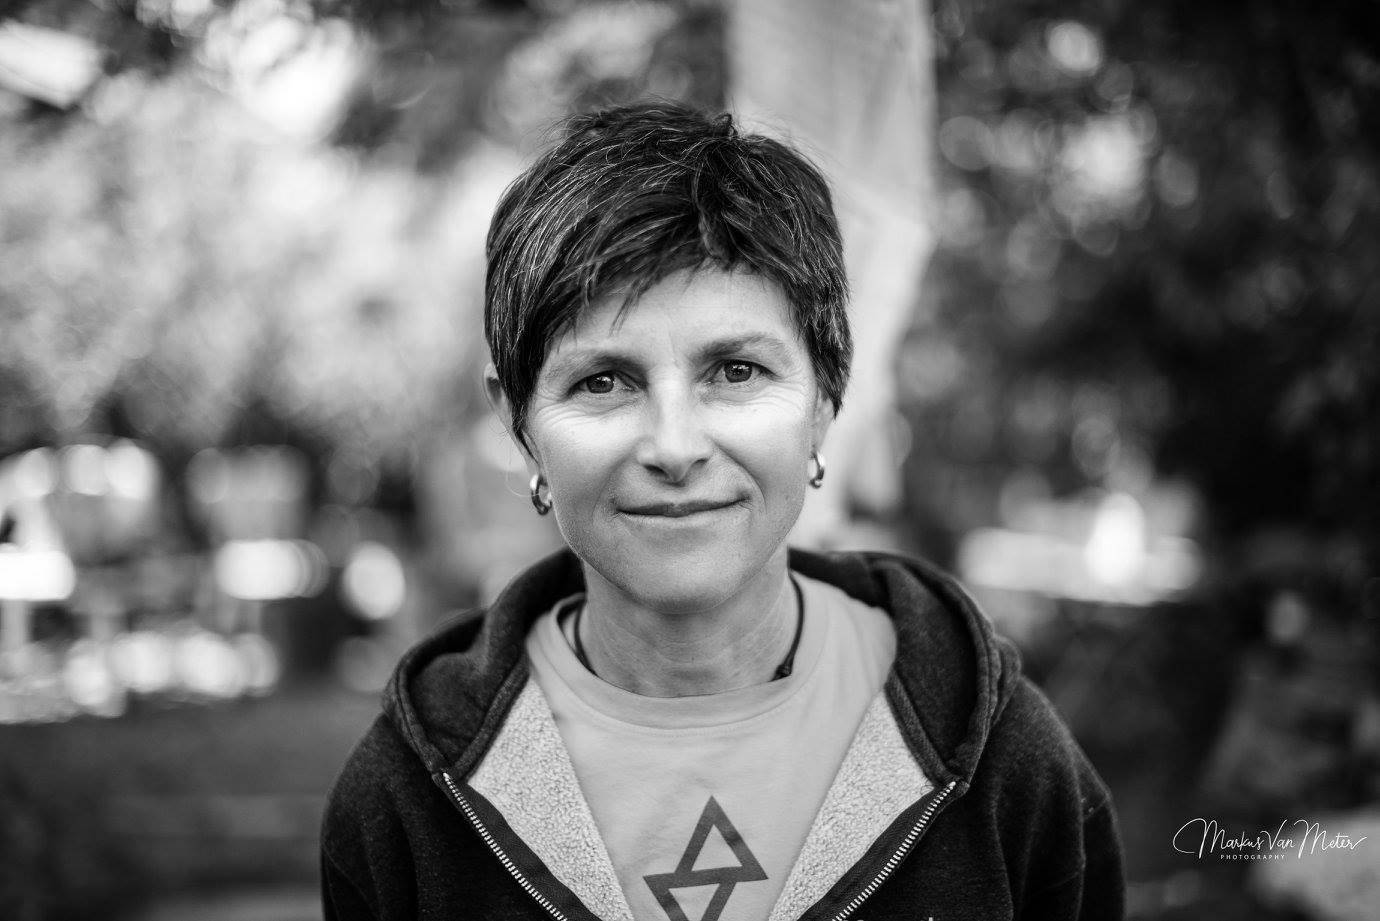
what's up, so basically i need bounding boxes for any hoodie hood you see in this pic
[383,546,1022,793]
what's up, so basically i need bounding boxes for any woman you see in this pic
[321,103,1125,921]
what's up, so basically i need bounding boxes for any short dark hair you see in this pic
[484,101,852,444]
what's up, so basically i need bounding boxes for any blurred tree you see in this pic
[909,0,1379,604]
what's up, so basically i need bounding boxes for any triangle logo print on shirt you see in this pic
[643,796,769,921]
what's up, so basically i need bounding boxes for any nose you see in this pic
[635,386,712,484]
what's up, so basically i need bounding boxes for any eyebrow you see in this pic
[695,333,794,364]
[544,333,796,378]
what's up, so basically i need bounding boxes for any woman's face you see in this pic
[520,267,833,614]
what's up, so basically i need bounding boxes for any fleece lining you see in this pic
[767,694,932,921]
[470,682,635,921]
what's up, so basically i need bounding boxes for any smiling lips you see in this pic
[621,498,741,518]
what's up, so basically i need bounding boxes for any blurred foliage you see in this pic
[907,0,1379,598]
[0,71,483,465]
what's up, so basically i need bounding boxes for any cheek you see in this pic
[715,402,816,496]
[528,411,629,501]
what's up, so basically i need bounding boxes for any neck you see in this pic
[577,551,798,697]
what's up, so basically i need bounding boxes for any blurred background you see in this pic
[0,0,1376,919]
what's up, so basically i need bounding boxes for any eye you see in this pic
[721,361,756,384]
[579,372,618,395]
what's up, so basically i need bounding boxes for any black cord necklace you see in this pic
[571,576,806,682]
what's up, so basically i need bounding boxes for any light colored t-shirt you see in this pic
[524,573,896,921]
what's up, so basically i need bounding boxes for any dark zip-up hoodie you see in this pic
[321,548,1125,921]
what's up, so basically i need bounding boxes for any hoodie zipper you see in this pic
[441,771,572,921]
[828,779,959,921]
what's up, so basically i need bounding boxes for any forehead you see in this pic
[553,268,801,356]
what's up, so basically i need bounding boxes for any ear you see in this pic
[811,389,836,450]
[484,363,536,465]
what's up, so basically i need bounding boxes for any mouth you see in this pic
[620,498,742,518]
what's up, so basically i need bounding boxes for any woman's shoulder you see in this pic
[323,713,430,829]
[953,676,1123,908]
[970,675,1119,873]
[981,676,1113,807]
